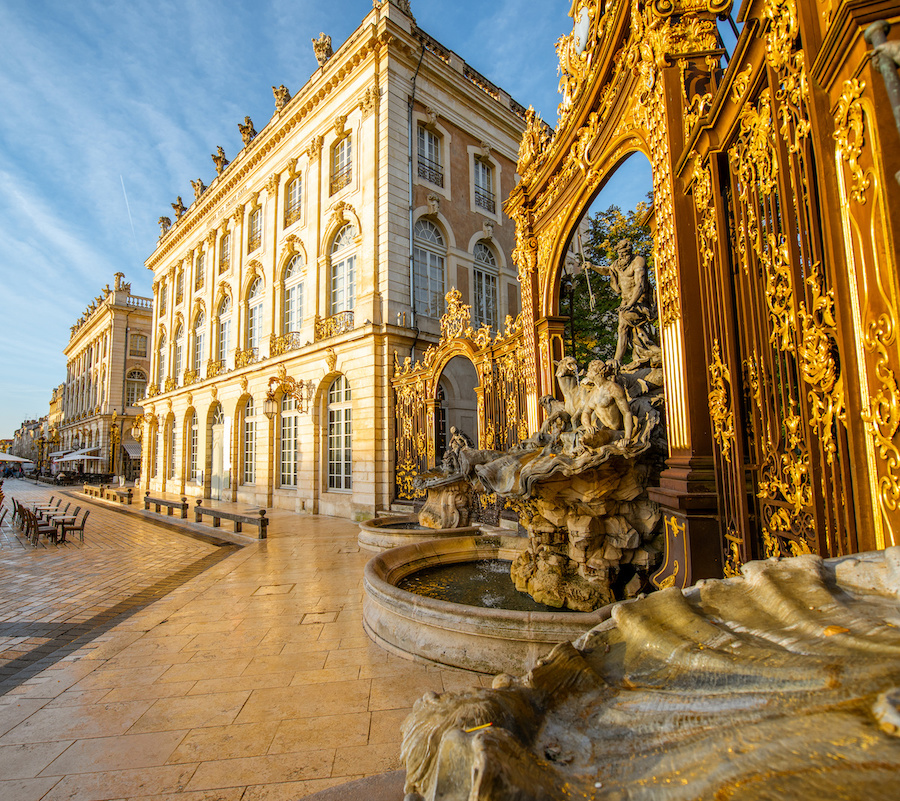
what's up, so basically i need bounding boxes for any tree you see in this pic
[562,199,654,368]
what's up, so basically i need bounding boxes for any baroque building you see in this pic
[58,273,153,479]
[140,1,526,518]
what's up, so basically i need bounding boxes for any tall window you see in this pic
[331,136,352,194]
[129,334,148,357]
[330,224,357,315]
[217,297,231,366]
[152,426,159,477]
[168,418,176,479]
[417,126,443,186]
[195,251,205,290]
[219,232,231,273]
[175,270,184,305]
[174,323,184,382]
[156,333,167,386]
[474,158,495,213]
[283,256,304,334]
[188,411,198,481]
[125,370,146,407]
[285,176,302,226]
[279,395,297,487]
[327,376,352,491]
[192,312,205,375]
[248,207,262,253]
[413,219,445,318]
[246,278,263,352]
[473,241,498,329]
[158,282,168,314]
[243,398,256,484]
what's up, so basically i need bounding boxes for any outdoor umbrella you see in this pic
[0,453,34,463]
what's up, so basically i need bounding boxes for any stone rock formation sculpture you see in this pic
[401,548,900,800]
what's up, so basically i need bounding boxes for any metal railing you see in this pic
[418,156,444,187]
[235,347,259,368]
[315,311,354,341]
[475,186,496,214]
[271,331,304,357]
[330,166,352,195]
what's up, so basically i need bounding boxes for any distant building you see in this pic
[11,419,42,463]
[141,1,527,517]
[58,273,153,479]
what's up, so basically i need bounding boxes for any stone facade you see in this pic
[59,274,153,478]
[141,3,526,519]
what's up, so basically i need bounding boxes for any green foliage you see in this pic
[562,199,654,367]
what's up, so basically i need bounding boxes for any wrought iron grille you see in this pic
[475,186,495,214]
[417,157,444,187]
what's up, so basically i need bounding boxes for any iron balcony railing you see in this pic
[271,331,304,356]
[330,165,352,195]
[418,156,444,187]
[315,311,354,341]
[235,347,259,368]
[475,186,496,214]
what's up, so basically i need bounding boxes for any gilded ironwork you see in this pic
[235,347,259,368]
[314,311,354,341]
[708,339,735,463]
[833,79,870,204]
[271,332,304,357]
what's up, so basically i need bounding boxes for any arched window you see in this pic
[156,332,167,387]
[246,278,264,353]
[195,251,205,290]
[242,398,256,485]
[192,311,205,376]
[283,255,304,334]
[414,219,445,318]
[125,369,147,407]
[285,176,302,226]
[168,417,176,479]
[152,423,159,478]
[219,232,231,273]
[327,375,352,491]
[217,296,232,367]
[331,136,352,194]
[188,411,199,481]
[473,241,498,329]
[330,224,357,315]
[280,394,297,487]
[174,323,184,384]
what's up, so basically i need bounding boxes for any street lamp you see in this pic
[263,395,278,420]
[109,412,121,477]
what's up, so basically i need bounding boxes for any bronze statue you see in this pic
[586,238,660,368]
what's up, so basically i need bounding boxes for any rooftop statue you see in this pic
[272,84,291,112]
[171,196,186,219]
[238,116,257,146]
[158,216,171,236]
[190,178,206,200]
[312,32,333,67]
[212,146,229,175]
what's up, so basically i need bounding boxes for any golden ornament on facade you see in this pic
[833,79,871,204]
[708,339,735,463]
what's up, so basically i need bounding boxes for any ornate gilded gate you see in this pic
[393,0,900,581]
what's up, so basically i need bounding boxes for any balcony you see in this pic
[418,156,444,187]
[164,377,177,393]
[330,166,351,195]
[271,331,304,357]
[247,230,262,253]
[235,347,259,368]
[284,205,302,228]
[475,186,496,214]
[183,369,200,387]
[207,359,226,378]
[315,311,354,341]
[219,255,229,274]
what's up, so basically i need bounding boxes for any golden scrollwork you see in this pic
[440,288,473,343]
[833,79,870,204]
[708,339,736,463]
[730,63,753,104]
[723,528,743,578]
[762,234,795,353]
[314,311,354,341]
[862,313,900,515]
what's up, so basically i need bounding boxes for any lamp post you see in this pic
[109,412,121,477]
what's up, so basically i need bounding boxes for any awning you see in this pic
[122,441,142,459]
[57,448,103,463]
[49,449,71,458]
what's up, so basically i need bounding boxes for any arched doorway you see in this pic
[436,356,479,458]
[209,403,227,500]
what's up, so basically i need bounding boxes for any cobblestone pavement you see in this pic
[0,480,489,801]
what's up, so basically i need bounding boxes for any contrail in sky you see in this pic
[120,175,138,247]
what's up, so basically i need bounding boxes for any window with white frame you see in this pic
[152,426,159,477]
[473,241,498,329]
[243,398,255,484]
[188,411,199,481]
[331,136,352,194]
[474,158,495,213]
[192,312,205,375]
[174,323,184,383]
[417,126,443,186]
[156,333,167,386]
[125,369,146,407]
[413,219,446,318]
[283,255,304,334]
[129,333,148,358]
[330,224,357,315]
[159,282,167,315]
[217,297,231,366]
[246,278,263,353]
[248,207,262,253]
[327,375,352,491]
[284,176,302,226]
[219,232,231,273]
[279,394,297,487]
[168,418,176,479]
[175,270,184,305]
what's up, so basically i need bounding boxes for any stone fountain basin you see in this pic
[363,535,609,675]
[358,515,482,552]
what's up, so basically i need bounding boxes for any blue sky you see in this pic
[0,0,651,437]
